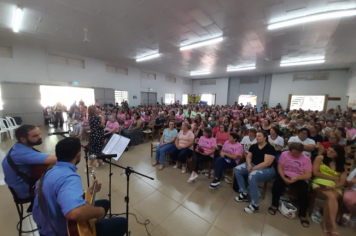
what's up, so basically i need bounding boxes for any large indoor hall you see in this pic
[1,0,356,236]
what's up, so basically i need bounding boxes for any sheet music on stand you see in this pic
[102,134,130,161]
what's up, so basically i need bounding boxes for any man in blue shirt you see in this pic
[32,138,128,236]
[2,125,57,199]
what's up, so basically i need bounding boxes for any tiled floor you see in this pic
[0,126,355,236]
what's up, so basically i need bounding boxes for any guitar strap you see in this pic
[38,168,61,236]
[6,146,38,197]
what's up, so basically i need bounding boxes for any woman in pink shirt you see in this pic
[213,120,221,137]
[122,114,133,130]
[104,116,120,140]
[210,133,243,189]
[176,109,185,127]
[215,124,230,149]
[117,109,125,121]
[141,111,151,129]
[188,127,217,183]
[268,142,312,227]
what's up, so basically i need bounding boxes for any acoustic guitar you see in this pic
[67,174,98,236]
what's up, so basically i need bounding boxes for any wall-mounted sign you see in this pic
[133,96,137,99]
[73,81,79,85]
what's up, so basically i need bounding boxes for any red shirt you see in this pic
[321,142,345,154]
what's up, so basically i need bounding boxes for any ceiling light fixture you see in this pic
[268,9,356,30]
[180,37,224,51]
[12,7,23,33]
[227,66,256,72]
[280,59,325,67]
[190,70,211,76]
[136,53,160,62]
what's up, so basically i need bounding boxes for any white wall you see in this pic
[192,78,229,105]
[0,43,192,107]
[269,71,349,110]
[347,69,356,107]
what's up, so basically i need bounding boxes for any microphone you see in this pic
[88,154,117,160]
[48,131,70,135]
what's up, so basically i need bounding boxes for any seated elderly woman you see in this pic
[268,143,312,228]
[152,121,178,170]
[169,122,195,173]
[312,145,347,236]
[121,112,143,147]
[234,131,276,213]
[210,133,243,189]
[188,127,217,183]
[104,116,120,141]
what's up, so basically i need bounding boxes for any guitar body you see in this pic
[67,189,97,236]
[31,164,50,180]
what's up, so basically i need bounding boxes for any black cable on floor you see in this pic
[111,213,152,236]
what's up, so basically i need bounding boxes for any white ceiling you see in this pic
[1,0,356,79]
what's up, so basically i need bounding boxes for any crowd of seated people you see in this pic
[42,100,356,234]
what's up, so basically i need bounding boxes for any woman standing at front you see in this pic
[169,122,195,173]
[152,121,178,170]
[188,127,217,183]
[312,145,347,236]
[87,105,105,173]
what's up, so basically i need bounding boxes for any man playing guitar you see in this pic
[32,137,128,236]
[2,125,57,200]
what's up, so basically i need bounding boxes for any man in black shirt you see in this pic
[234,131,276,213]
[307,124,323,159]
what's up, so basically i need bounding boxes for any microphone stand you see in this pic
[100,157,154,236]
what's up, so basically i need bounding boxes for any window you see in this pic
[201,94,216,105]
[141,72,156,80]
[48,54,85,69]
[106,65,128,75]
[289,95,325,111]
[165,75,176,83]
[182,94,188,105]
[165,93,175,104]
[115,90,129,105]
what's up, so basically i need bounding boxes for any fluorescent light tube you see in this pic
[268,9,356,30]
[12,7,23,33]
[180,37,223,51]
[190,71,211,76]
[227,66,256,72]
[136,53,160,62]
[280,60,325,67]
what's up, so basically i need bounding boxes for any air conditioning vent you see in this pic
[200,80,216,85]
[240,77,259,84]
[293,73,329,81]
[165,75,176,83]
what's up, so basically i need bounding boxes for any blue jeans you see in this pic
[155,142,175,163]
[234,163,275,205]
[169,145,193,164]
[214,157,237,180]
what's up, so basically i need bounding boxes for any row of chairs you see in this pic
[0,117,21,143]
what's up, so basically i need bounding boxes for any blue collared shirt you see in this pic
[1,143,49,198]
[32,162,86,236]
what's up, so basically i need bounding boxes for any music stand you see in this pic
[99,134,154,236]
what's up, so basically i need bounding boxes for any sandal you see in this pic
[320,223,331,236]
[330,232,339,236]
[299,216,310,228]
[268,207,277,215]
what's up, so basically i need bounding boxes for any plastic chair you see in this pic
[1,118,15,139]
[6,117,20,129]
[0,125,9,143]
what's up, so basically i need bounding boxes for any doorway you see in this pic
[141,92,157,105]
[238,95,257,106]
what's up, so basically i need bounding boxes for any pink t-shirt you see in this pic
[175,114,184,122]
[117,114,125,120]
[178,130,195,150]
[106,121,120,132]
[345,127,356,138]
[124,119,132,128]
[141,115,150,122]
[278,151,312,178]
[213,126,219,137]
[222,141,243,164]
[216,132,230,145]
[198,136,217,157]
